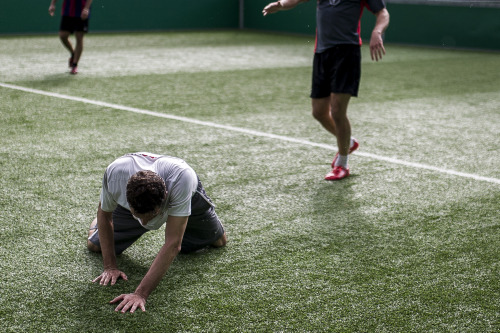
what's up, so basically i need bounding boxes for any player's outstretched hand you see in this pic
[263,1,282,16]
[110,293,146,313]
[92,269,128,286]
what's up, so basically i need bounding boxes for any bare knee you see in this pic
[312,108,325,122]
[87,218,101,252]
[211,232,227,248]
[330,94,351,116]
[331,110,348,124]
[59,31,70,41]
[87,240,101,252]
[312,98,329,119]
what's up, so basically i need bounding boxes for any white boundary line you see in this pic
[2,82,499,185]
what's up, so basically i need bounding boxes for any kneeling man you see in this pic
[88,152,227,313]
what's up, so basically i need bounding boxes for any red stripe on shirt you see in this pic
[358,0,368,45]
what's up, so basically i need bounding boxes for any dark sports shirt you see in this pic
[315,0,386,53]
[61,0,90,17]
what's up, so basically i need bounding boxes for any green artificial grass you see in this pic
[0,31,499,332]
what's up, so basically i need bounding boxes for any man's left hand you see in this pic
[81,8,89,20]
[370,31,386,61]
[48,5,56,16]
[110,293,146,313]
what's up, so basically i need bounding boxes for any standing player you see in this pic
[87,152,227,313]
[263,0,389,180]
[48,0,93,74]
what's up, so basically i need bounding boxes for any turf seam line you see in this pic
[2,82,499,185]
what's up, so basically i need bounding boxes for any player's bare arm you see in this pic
[91,203,128,286]
[110,215,188,313]
[262,0,309,16]
[370,8,390,61]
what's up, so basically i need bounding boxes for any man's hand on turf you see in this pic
[92,268,128,286]
[110,293,146,313]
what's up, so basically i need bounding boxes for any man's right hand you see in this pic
[48,5,56,16]
[92,269,128,286]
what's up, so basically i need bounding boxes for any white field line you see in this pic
[2,82,499,185]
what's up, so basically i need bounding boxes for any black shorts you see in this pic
[88,179,225,255]
[310,45,361,98]
[60,16,89,33]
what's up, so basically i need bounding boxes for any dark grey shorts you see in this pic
[310,44,361,98]
[88,179,224,254]
[60,16,89,33]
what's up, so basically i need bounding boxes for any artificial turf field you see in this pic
[0,31,499,332]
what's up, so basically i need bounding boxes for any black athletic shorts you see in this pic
[88,179,225,255]
[310,44,361,98]
[60,16,89,33]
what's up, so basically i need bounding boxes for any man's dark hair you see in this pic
[126,170,167,214]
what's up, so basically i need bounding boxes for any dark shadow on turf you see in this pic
[16,74,75,89]
[310,178,375,254]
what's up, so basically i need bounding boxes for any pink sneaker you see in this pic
[331,138,359,167]
[70,66,78,75]
[325,166,350,181]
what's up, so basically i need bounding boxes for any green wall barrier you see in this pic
[0,0,239,34]
[244,1,500,51]
[363,3,500,50]
[1,1,499,51]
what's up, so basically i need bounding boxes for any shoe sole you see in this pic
[324,173,350,181]
[324,167,350,181]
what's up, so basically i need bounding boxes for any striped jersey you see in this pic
[61,0,90,17]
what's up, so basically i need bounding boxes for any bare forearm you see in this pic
[96,207,117,270]
[263,0,308,16]
[84,0,92,10]
[278,0,309,10]
[134,244,179,299]
[373,8,390,35]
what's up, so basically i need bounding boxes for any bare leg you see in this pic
[59,30,74,56]
[73,31,85,65]
[312,97,338,137]
[312,94,352,155]
[87,218,101,252]
[330,93,352,156]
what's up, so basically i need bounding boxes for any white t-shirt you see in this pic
[100,152,198,230]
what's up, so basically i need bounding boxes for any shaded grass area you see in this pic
[1,32,499,332]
